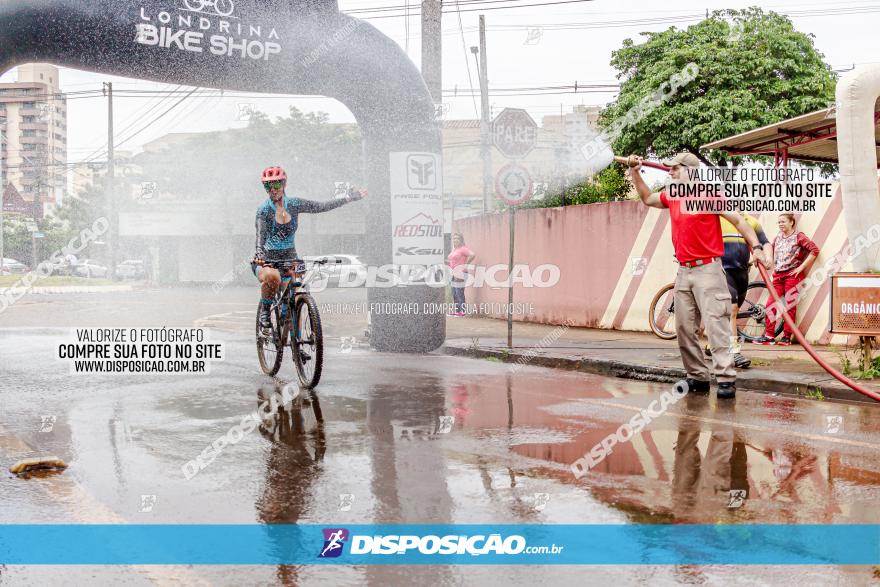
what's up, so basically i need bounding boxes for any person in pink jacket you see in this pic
[447,233,476,316]
[753,213,819,346]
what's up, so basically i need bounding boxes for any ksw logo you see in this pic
[397,247,443,256]
[319,528,349,558]
[394,213,443,238]
[407,155,437,190]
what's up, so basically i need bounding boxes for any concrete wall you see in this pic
[454,184,855,344]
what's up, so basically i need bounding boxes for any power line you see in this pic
[454,0,480,117]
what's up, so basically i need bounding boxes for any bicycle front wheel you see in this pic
[648,283,677,340]
[256,302,283,376]
[291,293,324,389]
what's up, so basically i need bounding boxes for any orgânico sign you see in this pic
[492,108,537,159]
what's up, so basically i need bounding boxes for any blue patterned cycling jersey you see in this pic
[254,195,348,262]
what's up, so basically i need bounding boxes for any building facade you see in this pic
[0,64,67,217]
[442,105,603,221]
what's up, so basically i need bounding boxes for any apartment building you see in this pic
[0,64,67,217]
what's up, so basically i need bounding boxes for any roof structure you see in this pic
[701,104,880,166]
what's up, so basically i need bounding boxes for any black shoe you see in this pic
[717,382,736,399]
[259,307,272,330]
[679,378,710,394]
[733,353,751,369]
[777,336,792,346]
[751,336,775,345]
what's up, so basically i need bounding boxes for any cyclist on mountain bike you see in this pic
[253,166,365,329]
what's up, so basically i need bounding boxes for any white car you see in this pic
[304,254,368,287]
[115,260,145,280]
[1,257,29,274]
[74,259,109,278]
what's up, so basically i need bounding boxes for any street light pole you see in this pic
[104,82,116,278]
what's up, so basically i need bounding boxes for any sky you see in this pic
[1,0,878,167]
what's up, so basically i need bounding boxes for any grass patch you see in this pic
[796,386,825,401]
[0,275,113,287]
[750,359,770,367]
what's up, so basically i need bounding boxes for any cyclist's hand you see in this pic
[347,187,367,201]
[253,253,265,266]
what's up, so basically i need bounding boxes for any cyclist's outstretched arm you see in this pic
[291,188,366,214]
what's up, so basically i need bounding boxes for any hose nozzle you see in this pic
[614,155,671,172]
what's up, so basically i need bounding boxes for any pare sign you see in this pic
[136,5,282,61]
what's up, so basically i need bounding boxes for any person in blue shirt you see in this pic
[252,166,365,329]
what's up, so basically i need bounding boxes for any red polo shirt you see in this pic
[659,191,723,264]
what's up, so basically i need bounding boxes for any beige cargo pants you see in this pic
[674,261,736,384]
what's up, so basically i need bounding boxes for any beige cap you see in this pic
[661,152,702,168]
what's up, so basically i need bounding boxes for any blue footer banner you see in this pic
[0,524,877,565]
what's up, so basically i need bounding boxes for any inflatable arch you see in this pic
[0,0,446,352]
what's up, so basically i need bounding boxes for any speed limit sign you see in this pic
[494,163,533,206]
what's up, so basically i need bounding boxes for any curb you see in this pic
[441,343,872,404]
[0,285,133,295]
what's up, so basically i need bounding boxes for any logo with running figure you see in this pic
[318,528,349,558]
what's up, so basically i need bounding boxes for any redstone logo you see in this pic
[394,213,443,238]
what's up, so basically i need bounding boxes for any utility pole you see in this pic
[472,15,492,214]
[420,0,442,103]
[104,82,116,278]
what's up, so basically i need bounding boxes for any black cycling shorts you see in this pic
[724,267,749,306]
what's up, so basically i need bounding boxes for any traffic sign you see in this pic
[32,232,45,239]
[495,163,533,206]
[492,108,537,159]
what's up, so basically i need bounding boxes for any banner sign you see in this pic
[390,152,444,265]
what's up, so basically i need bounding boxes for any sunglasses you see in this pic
[263,180,285,191]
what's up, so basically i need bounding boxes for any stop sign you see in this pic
[492,108,537,159]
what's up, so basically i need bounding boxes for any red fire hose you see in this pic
[617,155,880,402]
[753,262,880,402]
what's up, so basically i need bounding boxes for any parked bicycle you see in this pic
[255,258,337,388]
[648,280,784,341]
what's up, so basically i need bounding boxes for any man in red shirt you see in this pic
[629,152,770,399]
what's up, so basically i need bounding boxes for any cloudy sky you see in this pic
[1,0,877,165]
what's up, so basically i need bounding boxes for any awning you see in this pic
[701,104,880,165]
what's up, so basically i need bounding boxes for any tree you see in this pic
[522,165,631,209]
[134,107,363,200]
[600,8,836,165]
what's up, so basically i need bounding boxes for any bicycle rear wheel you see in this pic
[736,281,784,342]
[291,293,324,389]
[256,302,284,375]
[649,283,677,340]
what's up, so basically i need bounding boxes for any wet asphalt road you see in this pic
[0,288,879,585]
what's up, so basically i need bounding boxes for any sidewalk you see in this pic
[441,316,880,404]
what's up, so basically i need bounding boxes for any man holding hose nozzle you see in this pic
[627,153,770,399]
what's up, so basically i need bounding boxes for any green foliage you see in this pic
[798,386,825,401]
[601,7,836,165]
[836,342,880,379]
[522,164,631,209]
[135,106,363,200]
